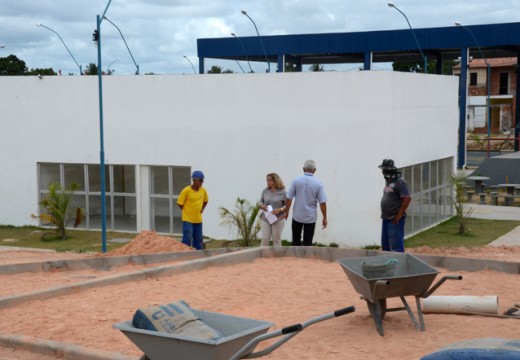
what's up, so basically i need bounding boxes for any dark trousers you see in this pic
[292,219,316,246]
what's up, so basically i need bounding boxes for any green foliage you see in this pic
[26,68,57,76]
[31,182,83,240]
[84,63,98,75]
[218,197,260,247]
[451,173,473,235]
[309,64,324,72]
[0,55,28,75]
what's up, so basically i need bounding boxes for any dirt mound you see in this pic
[103,231,193,256]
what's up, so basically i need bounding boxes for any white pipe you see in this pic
[422,296,498,315]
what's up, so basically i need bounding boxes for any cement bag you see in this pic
[132,300,223,340]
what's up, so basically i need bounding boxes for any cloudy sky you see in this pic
[1,0,519,75]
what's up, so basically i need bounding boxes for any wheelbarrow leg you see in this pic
[366,300,385,336]
[400,296,421,331]
[415,296,425,331]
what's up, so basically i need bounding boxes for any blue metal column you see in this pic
[515,54,520,151]
[363,52,372,70]
[198,57,204,74]
[457,48,469,169]
[277,54,284,72]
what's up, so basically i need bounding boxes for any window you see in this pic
[401,158,453,237]
[499,72,509,95]
[150,166,191,234]
[469,72,477,86]
[38,163,137,232]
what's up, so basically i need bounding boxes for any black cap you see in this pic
[378,159,396,170]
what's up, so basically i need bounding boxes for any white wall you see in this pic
[0,71,459,247]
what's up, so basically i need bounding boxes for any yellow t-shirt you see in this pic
[177,186,208,223]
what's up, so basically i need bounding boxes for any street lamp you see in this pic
[387,2,427,74]
[231,33,253,73]
[94,0,114,253]
[103,16,139,75]
[455,22,492,158]
[36,23,83,75]
[241,10,270,73]
[106,58,120,73]
[183,56,196,74]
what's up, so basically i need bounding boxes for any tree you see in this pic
[0,55,28,75]
[31,182,83,240]
[309,64,324,72]
[84,63,99,75]
[207,65,233,74]
[26,68,57,76]
[218,197,260,247]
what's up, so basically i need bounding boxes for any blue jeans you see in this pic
[381,216,405,252]
[182,222,203,250]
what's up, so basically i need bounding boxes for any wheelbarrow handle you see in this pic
[229,306,356,360]
[422,275,463,298]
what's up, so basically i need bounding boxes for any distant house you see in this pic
[453,57,517,133]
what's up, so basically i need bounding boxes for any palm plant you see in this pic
[451,173,474,235]
[218,197,260,247]
[32,182,83,240]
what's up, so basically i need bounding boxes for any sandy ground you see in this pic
[0,234,519,360]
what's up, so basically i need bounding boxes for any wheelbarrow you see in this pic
[338,253,462,336]
[114,305,355,360]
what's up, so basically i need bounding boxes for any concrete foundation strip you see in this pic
[0,247,518,360]
[0,332,139,360]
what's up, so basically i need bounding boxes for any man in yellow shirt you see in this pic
[177,170,208,250]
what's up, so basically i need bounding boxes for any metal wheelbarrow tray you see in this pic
[338,253,462,336]
[114,306,355,360]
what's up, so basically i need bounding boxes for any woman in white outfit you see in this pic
[259,173,286,246]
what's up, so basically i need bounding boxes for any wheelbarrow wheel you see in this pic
[367,299,387,320]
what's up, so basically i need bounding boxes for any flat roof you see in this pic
[197,22,520,69]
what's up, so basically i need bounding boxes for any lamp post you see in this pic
[36,23,83,75]
[387,2,427,74]
[106,58,120,73]
[94,0,114,253]
[103,16,139,74]
[455,22,492,158]
[241,10,270,73]
[231,33,253,73]
[183,56,196,74]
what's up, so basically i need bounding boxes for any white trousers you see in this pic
[260,218,285,246]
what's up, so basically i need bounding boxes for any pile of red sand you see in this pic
[103,231,193,256]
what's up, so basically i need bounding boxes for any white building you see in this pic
[0,71,458,248]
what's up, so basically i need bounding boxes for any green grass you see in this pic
[0,225,136,253]
[1,216,519,253]
[405,217,520,248]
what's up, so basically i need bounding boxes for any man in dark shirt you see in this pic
[379,159,411,252]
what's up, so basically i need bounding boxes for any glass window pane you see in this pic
[88,165,110,192]
[422,163,430,190]
[40,163,60,190]
[64,164,85,191]
[412,165,421,194]
[113,196,137,232]
[113,165,135,193]
[172,166,191,194]
[88,195,111,229]
[151,167,169,195]
[151,198,170,233]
